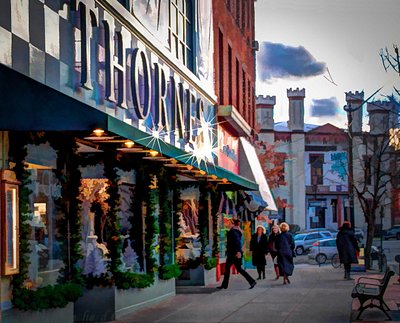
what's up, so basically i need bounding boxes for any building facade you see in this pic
[257,89,308,228]
[257,89,400,231]
[0,0,264,321]
[212,0,277,272]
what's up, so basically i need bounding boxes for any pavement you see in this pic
[112,264,358,323]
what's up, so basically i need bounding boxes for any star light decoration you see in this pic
[140,110,219,171]
[190,111,218,167]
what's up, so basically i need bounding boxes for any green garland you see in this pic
[157,167,181,280]
[171,177,182,256]
[8,132,83,310]
[103,153,122,275]
[8,132,34,293]
[210,185,220,268]
[51,134,84,285]
[145,176,158,274]
[198,181,209,260]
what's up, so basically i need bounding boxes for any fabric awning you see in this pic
[0,64,258,191]
[244,191,268,210]
[107,117,258,190]
[239,137,278,211]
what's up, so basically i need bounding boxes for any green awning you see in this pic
[107,116,258,190]
[0,64,258,191]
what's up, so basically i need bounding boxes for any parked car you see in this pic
[383,225,400,240]
[300,228,338,237]
[308,238,338,264]
[293,231,333,255]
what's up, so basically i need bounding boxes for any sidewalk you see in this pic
[112,265,356,323]
[350,271,400,323]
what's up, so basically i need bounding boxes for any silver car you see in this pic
[308,238,338,264]
[293,231,333,255]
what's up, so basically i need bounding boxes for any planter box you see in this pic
[176,266,216,286]
[74,278,175,322]
[2,302,74,323]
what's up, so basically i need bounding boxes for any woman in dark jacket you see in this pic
[276,222,295,285]
[250,225,268,279]
[267,224,281,279]
[336,221,359,280]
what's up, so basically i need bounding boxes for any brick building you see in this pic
[213,0,257,130]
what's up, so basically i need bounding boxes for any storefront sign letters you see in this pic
[73,0,212,149]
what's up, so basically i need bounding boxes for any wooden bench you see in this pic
[351,270,395,320]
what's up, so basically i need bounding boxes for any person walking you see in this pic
[267,224,281,280]
[336,221,359,280]
[276,222,295,285]
[250,225,268,280]
[217,219,257,289]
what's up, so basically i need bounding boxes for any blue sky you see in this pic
[255,0,400,128]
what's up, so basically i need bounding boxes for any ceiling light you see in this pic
[149,150,159,157]
[124,140,135,148]
[93,128,105,137]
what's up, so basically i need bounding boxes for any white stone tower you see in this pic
[367,101,395,135]
[287,88,305,132]
[256,95,276,144]
[256,95,276,131]
[345,91,364,133]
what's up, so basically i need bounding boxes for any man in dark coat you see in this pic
[336,221,359,280]
[250,225,268,279]
[217,219,256,289]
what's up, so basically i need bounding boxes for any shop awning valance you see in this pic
[0,64,258,191]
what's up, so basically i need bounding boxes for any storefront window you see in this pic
[117,169,142,273]
[25,143,63,287]
[176,187,200,265]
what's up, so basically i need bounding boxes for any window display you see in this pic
[176,187,201,265]
[25,143,63,287]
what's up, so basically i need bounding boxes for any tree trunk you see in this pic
[365,218,375,269]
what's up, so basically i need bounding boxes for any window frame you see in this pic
[1,171,20,276]
[168,0,195,71]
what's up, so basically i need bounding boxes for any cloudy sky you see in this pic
[255,0,400,128]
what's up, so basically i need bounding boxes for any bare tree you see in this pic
[352,117,399,268]
[380,44,400,96]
